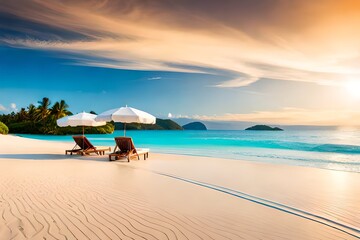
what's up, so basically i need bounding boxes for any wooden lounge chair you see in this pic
[66,136,111,156]
[109,137,149,162]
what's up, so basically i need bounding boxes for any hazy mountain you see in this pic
[172,118,338,130]
[182,122,207,130]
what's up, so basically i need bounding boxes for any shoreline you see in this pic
[0,134,359,239]
[13,133,360,174]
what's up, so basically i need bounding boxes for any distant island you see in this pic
[182,122,207,130]
[245,125,283,131]
[115,120,208,130]
[115,119,183,130]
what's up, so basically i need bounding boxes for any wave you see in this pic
[203,138,360,155]
[311,144,360,154]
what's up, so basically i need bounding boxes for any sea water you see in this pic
[17,130,360,173]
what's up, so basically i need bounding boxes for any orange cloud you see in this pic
[1,0,360,88]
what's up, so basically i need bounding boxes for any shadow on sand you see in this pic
[0,154,112,162]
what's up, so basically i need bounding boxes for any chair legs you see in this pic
[108,152,148,162]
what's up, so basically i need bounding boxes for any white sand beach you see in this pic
[0,135,359,239]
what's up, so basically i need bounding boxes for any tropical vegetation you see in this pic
[0,97,114,135]
[114,119,183,130]
[0,121,9,134]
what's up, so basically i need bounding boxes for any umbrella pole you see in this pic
[82,126,85,151]
[124,123,126,136]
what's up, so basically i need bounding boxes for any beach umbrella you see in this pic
[57,112,106,136]
[95,106,156,136]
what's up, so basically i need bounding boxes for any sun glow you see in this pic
[345,80,360,99]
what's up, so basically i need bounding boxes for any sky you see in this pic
[1,0,360,127]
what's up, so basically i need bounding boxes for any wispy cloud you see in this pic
[0,103,18,113]
[147,77,162,80]
[10,103,17,112]
[0,104,6,112]
[1,0,360,88]
[213,76,259,88]
[171,114,191,119]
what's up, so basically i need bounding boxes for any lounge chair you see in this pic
[109,137,149,162]
[66,136,111,156]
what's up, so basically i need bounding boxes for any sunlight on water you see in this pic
[18,130,360,172]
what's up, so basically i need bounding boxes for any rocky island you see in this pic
[245,125,283,131]
[182,122,207,130]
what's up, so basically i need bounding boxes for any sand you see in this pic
[0,134,359,240]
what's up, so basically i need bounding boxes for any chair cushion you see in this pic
[136,148,149,155]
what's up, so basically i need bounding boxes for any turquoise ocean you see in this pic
[18,130,360,173]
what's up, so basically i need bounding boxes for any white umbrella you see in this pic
[95,106,156,136]
[57,112,106,135]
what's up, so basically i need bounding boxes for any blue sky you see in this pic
[0,45,355,126]
[1,1,360,127]
[0,46,240,116]
[0,46,245,117]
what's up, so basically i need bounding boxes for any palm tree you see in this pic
[50,100,71,120]
[35,97,51,124]
[17,108,28,121]
[27,104,36,122]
